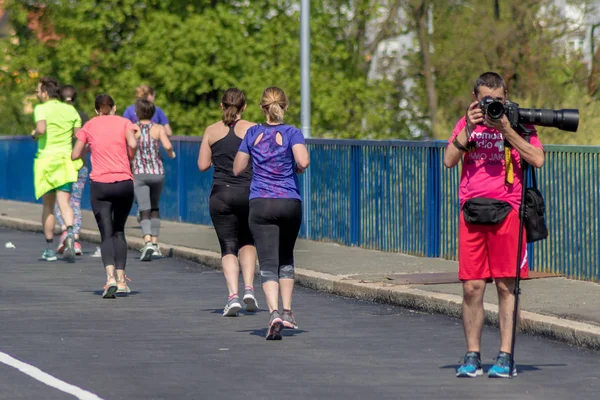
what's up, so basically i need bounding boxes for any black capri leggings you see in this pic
[209,185,254,257]
[248,198,302,284]
[90,180,134,270]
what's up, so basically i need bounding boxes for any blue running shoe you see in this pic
[42,249,57,262]
[456,352,483,377]
[488,352,517,378]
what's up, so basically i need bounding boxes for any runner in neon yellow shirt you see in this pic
[31,77,82,262]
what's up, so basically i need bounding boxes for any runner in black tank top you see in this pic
[211,120,252,186]
[198,88,258,317]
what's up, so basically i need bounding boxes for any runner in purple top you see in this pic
[123,85,172,136]
[239,123,304,200]
[234,86,310,340]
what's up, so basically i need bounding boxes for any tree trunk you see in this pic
[414,1,437,139]
[494,0,500,20]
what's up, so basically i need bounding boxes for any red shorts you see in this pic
[458,209,528,281]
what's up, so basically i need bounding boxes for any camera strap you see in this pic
[504,124,534,185]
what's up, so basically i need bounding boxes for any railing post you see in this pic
[302,159,312,239]
[425,145,441,257]
[350,145,362,246]
[177,140,186,222]
[526,166,535,268]
[0,141,6,199]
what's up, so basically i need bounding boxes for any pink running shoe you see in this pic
[56,231,68,254]
[74,241,83,256]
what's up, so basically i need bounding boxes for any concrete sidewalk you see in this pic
[1,199,599,349]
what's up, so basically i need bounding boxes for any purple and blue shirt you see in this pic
[239,124,305,200]
[123,104,169,125]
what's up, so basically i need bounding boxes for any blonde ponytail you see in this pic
[260,87,288,124]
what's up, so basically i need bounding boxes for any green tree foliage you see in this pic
[0,0,407,138]
[401,0,599,142]
[0,0,598,143]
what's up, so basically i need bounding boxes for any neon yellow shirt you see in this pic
[32,99,82,199]
[34,99,82,157]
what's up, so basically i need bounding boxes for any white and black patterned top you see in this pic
[132,123,164,175]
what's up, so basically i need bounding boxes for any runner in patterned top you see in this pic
[132,99,176,261]
[133,122,165,175]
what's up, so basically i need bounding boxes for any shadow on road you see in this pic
[236,328,309,338]
[202,308,266,316]
[440,363,568,375]
[78,290,143,297]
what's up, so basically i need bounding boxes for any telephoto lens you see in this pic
[517,108,579,132]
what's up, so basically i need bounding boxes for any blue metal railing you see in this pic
[1,136,598,281]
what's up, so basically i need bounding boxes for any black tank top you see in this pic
[211,120,252,186]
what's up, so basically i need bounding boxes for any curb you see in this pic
[2,216,600,351]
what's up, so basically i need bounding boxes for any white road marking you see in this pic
[0,351,103,400]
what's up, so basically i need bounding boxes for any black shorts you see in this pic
[209,185,253,256]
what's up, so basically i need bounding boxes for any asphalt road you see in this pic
[0,228,598,400]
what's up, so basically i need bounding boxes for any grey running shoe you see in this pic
[223,296,242,317]
[282,310,298,329]
[152,244,162,258]
[63,234,76,263]
[42,248,57,262]
[91,247,102,258]
[140,242,154,261]
[266,310,283,340]
[243,287,259,312]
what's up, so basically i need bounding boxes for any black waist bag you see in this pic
[524,187,548,243]
[463,198,512,225]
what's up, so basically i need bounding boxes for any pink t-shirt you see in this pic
[449,117,544,212]
[76,115,134,183]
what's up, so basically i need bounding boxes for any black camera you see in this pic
[479,96,579,132]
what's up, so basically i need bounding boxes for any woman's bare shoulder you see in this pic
[203,120,229,143]
[205,120,225,133]
[149,123,165,137]
[237,120,258,133]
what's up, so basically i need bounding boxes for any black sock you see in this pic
[66,226,74,236]
[46,238,53,249]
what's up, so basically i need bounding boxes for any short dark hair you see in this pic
[473,72,506,95]
[135,99,156,120]
[95,94,115,115]
[61,85,77,103]
[40,76,61,99]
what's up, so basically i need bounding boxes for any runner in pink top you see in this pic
[443,72,545,378]
[72,94,138,299]
[77,115,135,183]
[449,118,543,212]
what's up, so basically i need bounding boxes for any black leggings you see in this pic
[249,198,302,284]
[209,185,253,256]
[90,180,134,270]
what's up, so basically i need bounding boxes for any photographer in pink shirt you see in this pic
[444,72,544,378]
